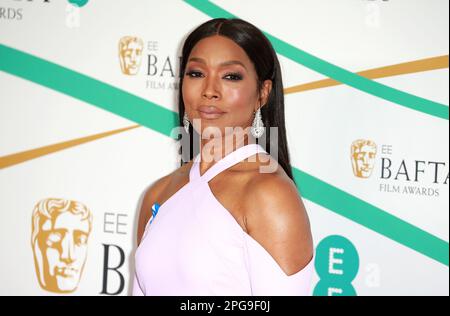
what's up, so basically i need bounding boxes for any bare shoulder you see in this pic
[242,156,313,276]
[137,160,194,245]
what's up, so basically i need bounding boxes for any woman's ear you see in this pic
[259,79,273,109]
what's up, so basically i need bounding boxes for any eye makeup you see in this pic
[185,70,243,81]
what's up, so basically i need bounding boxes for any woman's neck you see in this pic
[198,126,255,175]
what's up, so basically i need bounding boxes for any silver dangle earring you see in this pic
[183,112,190,134]
[250,106,265,138]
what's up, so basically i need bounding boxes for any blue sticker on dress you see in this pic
[149,203,160,224]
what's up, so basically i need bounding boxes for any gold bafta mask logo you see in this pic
[119,36,144,75]
[351,139,377,178]
[31,198,93,293]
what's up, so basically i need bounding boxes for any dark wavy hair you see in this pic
[177,18,295,183]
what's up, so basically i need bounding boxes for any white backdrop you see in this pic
[0,0,448,295]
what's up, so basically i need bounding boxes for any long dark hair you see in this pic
[177,18,295,183]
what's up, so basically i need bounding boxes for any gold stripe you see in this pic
[0,125,141,169]
[284,55,449,94]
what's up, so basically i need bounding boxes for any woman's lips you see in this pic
[198,111,224,119]
[197,106,225,119]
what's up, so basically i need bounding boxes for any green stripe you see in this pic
[184,0,449,120]
[0,45,178,137]
[294,169,449,266]
[0,43,448,266]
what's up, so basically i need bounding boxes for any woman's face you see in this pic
[182,35,271,138]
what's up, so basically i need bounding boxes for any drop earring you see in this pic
[250,106,265,138]
[183,112,190,134]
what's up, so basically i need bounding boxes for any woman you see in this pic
[133,18,314,296]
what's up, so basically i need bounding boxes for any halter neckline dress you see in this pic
[133,143,314,296]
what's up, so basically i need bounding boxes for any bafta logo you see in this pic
[119,36,144,75]
[351,139,377,178]
[31,198,93,293]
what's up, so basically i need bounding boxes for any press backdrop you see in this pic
[0,0,448,295]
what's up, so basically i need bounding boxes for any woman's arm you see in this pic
[243,172,314,295]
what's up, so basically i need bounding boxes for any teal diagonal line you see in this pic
[0,43,448,266]
[183,0,449,120]
[0,45,178,137]
[293,169,449,267]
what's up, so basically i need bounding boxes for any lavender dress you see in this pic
[133,143,314,296]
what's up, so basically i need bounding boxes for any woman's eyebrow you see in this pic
[188,57,247,71]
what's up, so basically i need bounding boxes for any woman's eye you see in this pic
[224,73,243,81]
[185,71,203,78]
[185,71,242,81]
